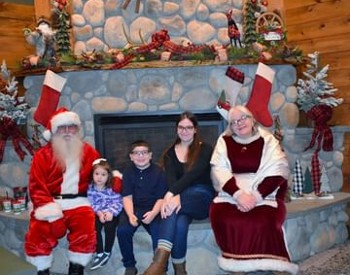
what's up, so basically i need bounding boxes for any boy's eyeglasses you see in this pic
[177,126,194,131]
[230,114,252,126]
[131,150,150,156]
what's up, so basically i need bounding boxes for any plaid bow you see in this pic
[0,117,34,162]
[305,105,333,152]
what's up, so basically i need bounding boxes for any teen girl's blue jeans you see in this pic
[158,183,214,259]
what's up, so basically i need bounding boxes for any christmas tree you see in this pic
[303,167,313,194]
[297,51,343,152]
[320,165,331,194]
[297,51,343,112]
[292,159,304,197]
[53,0,71,56]
[243,0,258,46]
[311,152,321,195]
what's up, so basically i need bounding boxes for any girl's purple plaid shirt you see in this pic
[87,184,123,216]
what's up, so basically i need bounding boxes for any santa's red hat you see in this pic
[43,107,81,141]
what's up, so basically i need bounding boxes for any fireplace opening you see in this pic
[94,112,225,172]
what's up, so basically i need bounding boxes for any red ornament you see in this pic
[251,0,257,4]
[261,0,268,6]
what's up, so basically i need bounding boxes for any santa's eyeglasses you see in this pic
[56,124,79,133]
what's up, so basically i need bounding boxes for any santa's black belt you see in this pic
[53,193,87,199]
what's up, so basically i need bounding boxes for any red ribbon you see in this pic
[304,105,333,152]
[0,117,35,162]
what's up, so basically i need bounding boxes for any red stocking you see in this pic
[246,63,275,127]
[34,70,67,127]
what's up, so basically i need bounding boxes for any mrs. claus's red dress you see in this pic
[210,128,298,274]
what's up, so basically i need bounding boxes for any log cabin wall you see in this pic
[283,0,350,192]
[0,0,349,190]
[0,2,35,70]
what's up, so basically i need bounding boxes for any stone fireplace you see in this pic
[0,63,350,274]
[1,1,350,274]
[94,111,224,170]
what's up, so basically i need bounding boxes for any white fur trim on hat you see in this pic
[43,111,81,141]
[43,129,52,141]
[218,255,299,275]
[50,111,81,134]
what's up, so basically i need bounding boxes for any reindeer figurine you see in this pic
[226,10,242,48]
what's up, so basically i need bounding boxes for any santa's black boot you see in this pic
[38,268,50,275]
[68,262,84,275]
[37,268,50,275]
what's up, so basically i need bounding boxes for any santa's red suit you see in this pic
[24,109,100,272]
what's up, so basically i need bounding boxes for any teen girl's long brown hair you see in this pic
[160,111,202,171]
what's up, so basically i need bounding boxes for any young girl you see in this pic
[87,158,123,270]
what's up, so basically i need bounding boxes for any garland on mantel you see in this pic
[19,0,304,74]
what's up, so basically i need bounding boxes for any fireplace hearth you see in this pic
[94,112,225,171]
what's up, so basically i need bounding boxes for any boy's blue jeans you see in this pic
[117,208,161,268]
[158,184,214,259]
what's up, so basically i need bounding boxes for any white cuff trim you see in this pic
[26,254,53,271]
[44,70,66,92]
[232,189,244,200]
[251,190,263,204]
[34,202,63,221]
[218,255,299,274]
[68,250,93,266]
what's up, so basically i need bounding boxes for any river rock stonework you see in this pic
[71,0,244,55]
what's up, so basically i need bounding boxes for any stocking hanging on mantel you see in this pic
[216,66,245,120]
[246,62,275,127]
[216,63,275,126]
[34,70,67,127]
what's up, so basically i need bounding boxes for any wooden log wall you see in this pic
[0,0,349,190]
[283,0,350,192]
[0,2,35,69]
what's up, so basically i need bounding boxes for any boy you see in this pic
[117,140,168,275]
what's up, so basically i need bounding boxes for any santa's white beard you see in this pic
[52,134,83,170]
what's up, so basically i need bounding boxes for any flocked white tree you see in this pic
[0,60,29,124]
[297,51,343,112]
[320,165,331,194]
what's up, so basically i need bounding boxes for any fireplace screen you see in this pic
[94,112,225,172]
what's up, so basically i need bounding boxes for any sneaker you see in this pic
[90,252,110,270]
[124,267,138,275]
[91,253,104,264]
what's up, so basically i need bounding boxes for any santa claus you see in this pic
[24,107,100,275]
